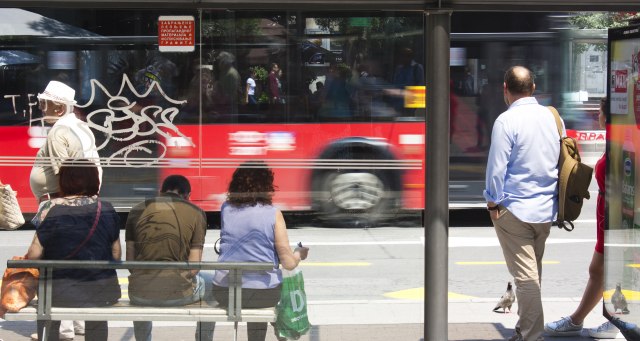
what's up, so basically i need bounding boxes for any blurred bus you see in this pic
[0,7,607,225]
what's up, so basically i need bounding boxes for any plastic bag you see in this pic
[0,184,25,230]
[275,268,310,340]
[0,256,39,318]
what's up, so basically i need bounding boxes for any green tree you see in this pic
[570,12,640,53]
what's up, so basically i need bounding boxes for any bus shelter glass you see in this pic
[605,23,640,334]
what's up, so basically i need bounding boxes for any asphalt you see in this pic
[0,299,626,340]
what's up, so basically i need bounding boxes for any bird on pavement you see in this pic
[611,283,630,314]
[493,281,516,313]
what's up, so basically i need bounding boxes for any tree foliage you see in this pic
[569,12,640,54]
[569,12,639,30]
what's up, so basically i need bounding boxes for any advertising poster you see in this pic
[605,23,640,334]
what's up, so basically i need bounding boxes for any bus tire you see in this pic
[310,139,402,227]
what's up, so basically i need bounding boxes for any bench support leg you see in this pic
[234,321,238,341]
[42,320,52,341]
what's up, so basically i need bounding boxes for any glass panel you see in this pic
[0,7,427,336]
[606,23,640,334]
[0,8,200,212]
[449,12,607,204]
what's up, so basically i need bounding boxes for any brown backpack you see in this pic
[548,106,593,231]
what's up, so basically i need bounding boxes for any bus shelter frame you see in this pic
[3,1,640,340]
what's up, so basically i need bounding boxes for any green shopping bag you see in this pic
[276,268,311,339]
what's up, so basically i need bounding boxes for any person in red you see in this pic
[268,63,281,104]
[544,97,620,339]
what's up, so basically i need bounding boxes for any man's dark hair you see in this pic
[59,159,100,196]
[504,66,534,95]
[227,160,275,206]
[161,175,191,196]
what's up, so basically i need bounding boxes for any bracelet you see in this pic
[487,205,499,211]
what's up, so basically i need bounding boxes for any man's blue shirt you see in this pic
[484,97,562,223]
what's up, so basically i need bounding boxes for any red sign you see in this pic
[158,16,195,52]
[613,69,628,93]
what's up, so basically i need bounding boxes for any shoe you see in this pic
[544,316,583,336]
[588,321,621,339]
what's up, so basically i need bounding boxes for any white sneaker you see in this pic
[588,321,621,339]
[544,316,583,336]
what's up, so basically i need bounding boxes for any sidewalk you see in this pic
[0,299,625,340]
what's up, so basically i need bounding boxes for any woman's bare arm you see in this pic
[274,210,308,270]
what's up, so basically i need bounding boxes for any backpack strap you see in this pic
[547,106,563,139]
[547,106,576,232]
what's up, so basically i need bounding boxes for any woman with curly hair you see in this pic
[209,161,309,341]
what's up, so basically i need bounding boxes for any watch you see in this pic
[487,205,499,211]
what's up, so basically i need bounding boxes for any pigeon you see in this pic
[611,283,630,314]
[493,282,516,313]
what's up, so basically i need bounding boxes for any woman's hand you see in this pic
[294,246,309,261]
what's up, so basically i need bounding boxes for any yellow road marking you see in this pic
[383,287,476,300]
[385,287,424,300]
[626,264,640,268]
[455,261,560,265]
[603,289,640,301]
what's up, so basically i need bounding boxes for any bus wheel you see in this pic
[312,169,398,227]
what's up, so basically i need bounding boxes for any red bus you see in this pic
[0,8,426,226]
[0,7,606,226]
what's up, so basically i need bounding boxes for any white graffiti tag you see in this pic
[7,74,194,167]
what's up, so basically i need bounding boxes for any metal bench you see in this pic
[4,259,277,341]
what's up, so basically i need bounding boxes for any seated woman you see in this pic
[206,161,309,341]
[27,159,121,341]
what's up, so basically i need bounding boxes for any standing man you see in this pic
[31,80,102,206]
[484,66,562,341]
[30,80,101,341]
[125,175,210,341]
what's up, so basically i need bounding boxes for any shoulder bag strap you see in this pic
[64,200,102,260]
[547,106,563,139]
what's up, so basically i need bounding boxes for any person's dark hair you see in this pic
[227,161,275,206]
[600,97,609,116]
[58,159,100,197]
[161,175,191,196]
[504,66,534,95]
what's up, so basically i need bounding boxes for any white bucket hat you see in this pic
[37,81,77,105]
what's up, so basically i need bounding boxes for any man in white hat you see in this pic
[30,80,102,205]
[29,80,103,341]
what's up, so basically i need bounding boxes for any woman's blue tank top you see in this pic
[212,202,281,289]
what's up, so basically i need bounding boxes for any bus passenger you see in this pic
[125,175,210,341]
[205,161,309,341]
[268,63,282,104]
[246,69,258,107]
[215,51,241,115]
[27,159,121,341]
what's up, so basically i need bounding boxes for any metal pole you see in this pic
[425,9,450,341]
